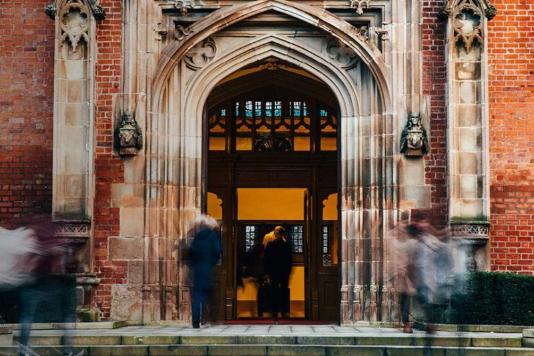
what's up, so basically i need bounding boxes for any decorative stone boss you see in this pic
[400,114,429,157]
[115,113,143,156]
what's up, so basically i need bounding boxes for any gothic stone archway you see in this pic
[145,2,398,324]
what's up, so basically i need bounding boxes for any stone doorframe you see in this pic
[100,0,431,324]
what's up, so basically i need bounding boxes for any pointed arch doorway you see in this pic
[205,60,340,322]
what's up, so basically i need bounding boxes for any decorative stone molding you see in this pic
[400,114,429,157]
[350,0,371,15]
[55,220,91,239]
[325,39,359,69]
[452,2,484,52]
[59,0,91,52]
[184,37,216,70]
[356,26,370,42]
[451,222,489,238]
[115,113,143,156]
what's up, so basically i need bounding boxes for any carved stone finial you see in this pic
[88,0,106,21]
[115,113,143,156]
[45,3,57,19]
[350,0,371,15]
[400,114,429,157]
[485,4,497,20]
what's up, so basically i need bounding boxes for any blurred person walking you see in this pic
[13,216,77,356]
[186,215,222,328]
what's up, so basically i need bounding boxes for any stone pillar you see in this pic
[445,0,494,267]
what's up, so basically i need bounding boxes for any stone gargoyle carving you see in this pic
[115,113,143,156]
[400,113,429,157]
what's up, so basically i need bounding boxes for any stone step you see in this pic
[15,334,524,348]
[0,344,533,356]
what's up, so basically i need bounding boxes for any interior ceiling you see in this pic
[208,57,338,109]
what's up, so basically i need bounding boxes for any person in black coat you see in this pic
[263,226,292,319]
[186,215,222,328]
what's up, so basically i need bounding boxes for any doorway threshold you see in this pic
[226,318,331,325]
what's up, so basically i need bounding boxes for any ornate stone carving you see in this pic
[485,4,497,20]
[400,114,429,157]
[356,26,369,42]
[55,221,91,239]
[451,223,489,238]
[173,22,194,42]
[350,0,371,15]
[326,39,359,69]
[184,37,216,70]
[59,0,90,52]
[115,113,143,156]
[453,1,484,52]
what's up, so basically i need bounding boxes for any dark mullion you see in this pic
[251,99,257,152]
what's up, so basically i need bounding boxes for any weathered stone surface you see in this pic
[110,284,142,321]
[109,237,144,260]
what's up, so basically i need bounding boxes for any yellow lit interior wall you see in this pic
[323,193,338,265]
[207,192,223,220]
[237,188,305,220]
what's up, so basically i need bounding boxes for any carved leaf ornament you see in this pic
[59,0,90,52]
[453,0,484,52]
[184,37,217,70]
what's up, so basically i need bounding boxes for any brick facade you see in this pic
[488,0,534,274]
[0,0,54,226]
[92,0,125,318]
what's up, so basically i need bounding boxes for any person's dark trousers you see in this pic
[400,293,410,324]
[191,288,206,327]
[18,281,42,355]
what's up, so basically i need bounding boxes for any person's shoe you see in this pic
[402,323,413,334]
[192,321,200,329]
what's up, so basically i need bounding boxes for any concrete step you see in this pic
[0,344,533,356]
[16,334,525,348]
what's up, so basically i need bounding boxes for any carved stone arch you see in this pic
[183,35,360,120]
[152,0,391,114]
[147,20,396,322]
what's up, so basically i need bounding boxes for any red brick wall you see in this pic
[0,1,54,226]
[488,1,534,275]
[421,1,449,226]
[92,0,125,318]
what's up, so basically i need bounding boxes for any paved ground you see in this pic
[15,325,524,339]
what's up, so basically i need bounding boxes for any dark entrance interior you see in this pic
[205,60,339,322]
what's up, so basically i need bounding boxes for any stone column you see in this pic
[445,0,494,268]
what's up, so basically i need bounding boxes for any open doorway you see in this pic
[205,59,339,323]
